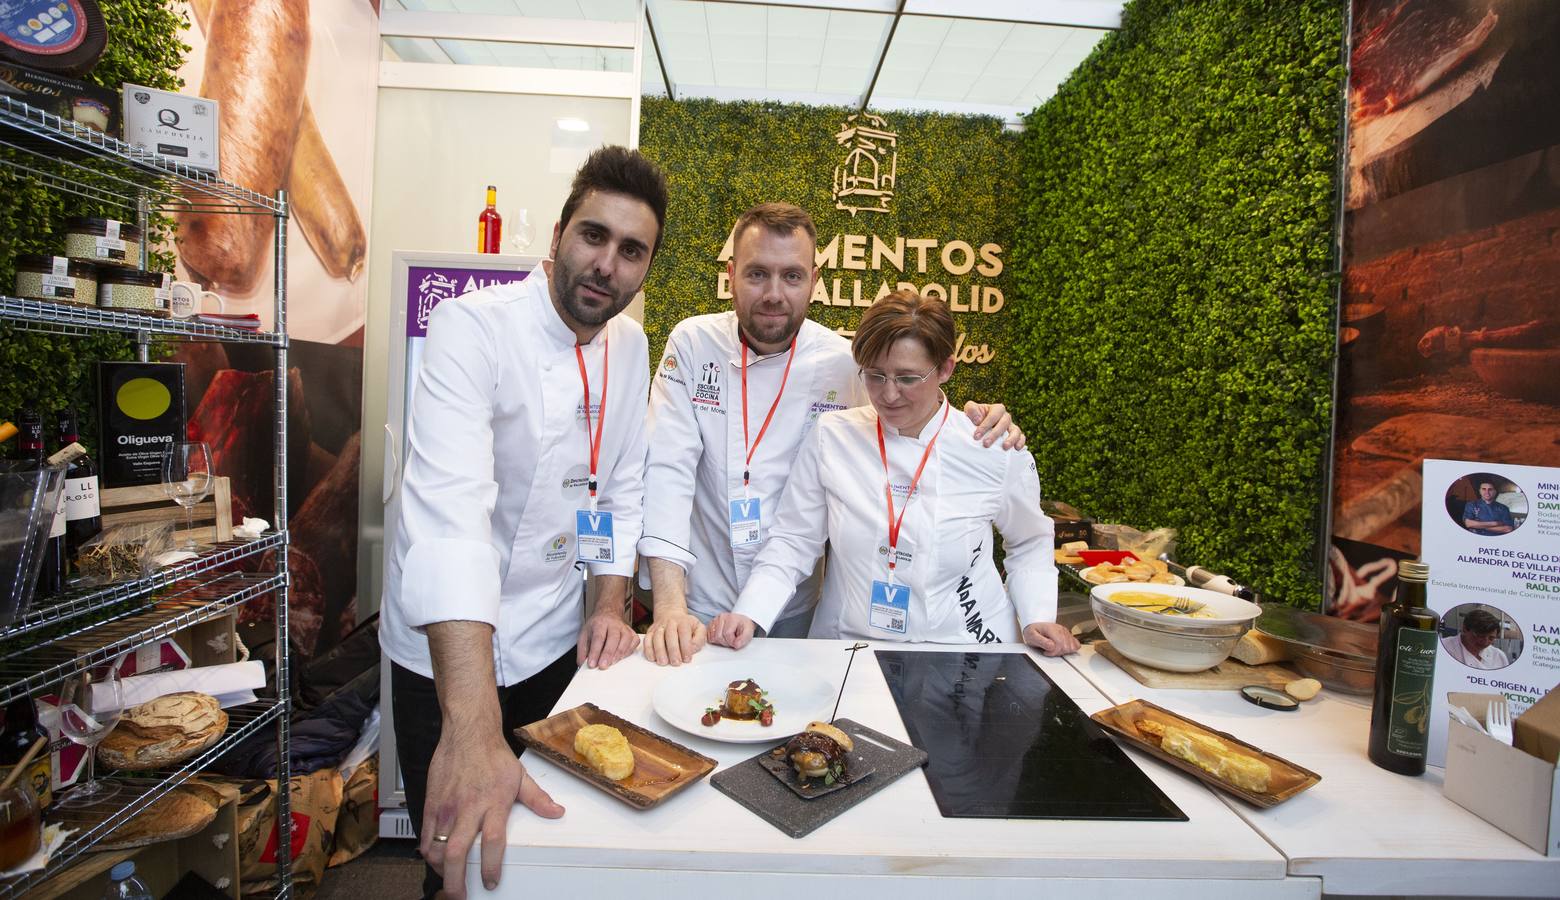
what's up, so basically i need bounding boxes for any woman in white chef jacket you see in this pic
[711,290,1079,654]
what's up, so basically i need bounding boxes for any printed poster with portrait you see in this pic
[1420,458,1560,766]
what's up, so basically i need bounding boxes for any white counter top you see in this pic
[461,637,1558,898]
[1068,644,1560,897]
[469,640,1302,899]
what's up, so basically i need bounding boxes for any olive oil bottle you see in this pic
[1368,559,1440,775]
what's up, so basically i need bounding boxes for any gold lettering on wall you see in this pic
[833,113,898,216]
[712,234,1006,365]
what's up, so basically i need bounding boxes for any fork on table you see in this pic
[1486,698,1514,746]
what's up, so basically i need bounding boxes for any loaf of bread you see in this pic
[1230,630,1291,666]
[1284,678,1322,701]
[99,780,230,849]
[97,692,227,770]
[574,724,634,781]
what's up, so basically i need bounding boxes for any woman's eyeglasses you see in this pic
[858,366,937,389]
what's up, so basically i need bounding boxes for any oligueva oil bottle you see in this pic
[1367,559,1439,775]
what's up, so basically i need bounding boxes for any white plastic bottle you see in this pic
[104,861,153,900]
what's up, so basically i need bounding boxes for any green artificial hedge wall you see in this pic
[1010,0,1344,608]
[0,0,188,448]
[639,97,1019,404]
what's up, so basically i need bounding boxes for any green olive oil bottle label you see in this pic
[1386,626,1437,758]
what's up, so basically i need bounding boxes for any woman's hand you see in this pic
[1023,621,1080,656]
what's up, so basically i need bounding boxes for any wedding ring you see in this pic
[433,833,450,843]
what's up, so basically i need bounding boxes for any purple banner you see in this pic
[406,264,531,337]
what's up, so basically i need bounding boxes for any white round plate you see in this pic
[652,660,835,743]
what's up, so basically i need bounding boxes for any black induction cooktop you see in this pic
[876,650,1187,821]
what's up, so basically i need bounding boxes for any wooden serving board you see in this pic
[516,703,716,809]
[1091,699,1321,807]
[1096,642,1299,690]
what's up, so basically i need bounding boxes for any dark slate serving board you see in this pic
[710,717,928,839]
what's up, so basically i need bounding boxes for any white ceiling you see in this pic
[382,0,1122,123]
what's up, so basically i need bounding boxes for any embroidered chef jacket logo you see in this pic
[692,360,722,409]
[561,464,590,496]
[658,355,685,386]
[808,399,848,420]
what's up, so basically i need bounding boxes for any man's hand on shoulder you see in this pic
[965,401,1025,450]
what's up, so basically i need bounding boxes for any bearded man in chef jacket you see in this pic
[380,147,663,900]
[637,202,1025,664]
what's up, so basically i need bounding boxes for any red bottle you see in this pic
[477,185,502,253]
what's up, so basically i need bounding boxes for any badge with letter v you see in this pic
[729,496,762,547]
[575,509,615,563]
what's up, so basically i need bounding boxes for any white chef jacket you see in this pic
[380,266,648,686]
[638,312,867,628]
[1440,635,1511,669]
[735,399,1057,643]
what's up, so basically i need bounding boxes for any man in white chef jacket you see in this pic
[638,202,1023,664]
[380,147,663,900]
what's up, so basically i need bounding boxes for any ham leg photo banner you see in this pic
[171,0,378,659]
[174,0,374,342]
[1329,0,1560,622]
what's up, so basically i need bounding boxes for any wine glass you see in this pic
[508,207,536,253]
[55,664,124,807]
[161,441,213,551]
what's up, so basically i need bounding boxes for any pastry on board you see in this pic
[1138,718,1271,792]
[574,723,635,781]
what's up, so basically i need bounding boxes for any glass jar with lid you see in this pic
[97,268,170,316]
[13,254,97,306]
[63,216,143,268]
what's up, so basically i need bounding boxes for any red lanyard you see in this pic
[876,402,951,579]
[740,338,798,493]
[575,339,608,510]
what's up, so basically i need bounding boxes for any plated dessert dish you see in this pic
[704,677,774,726]
[773,721,853,786]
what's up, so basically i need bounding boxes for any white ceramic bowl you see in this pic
[1090,583,1262,673]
